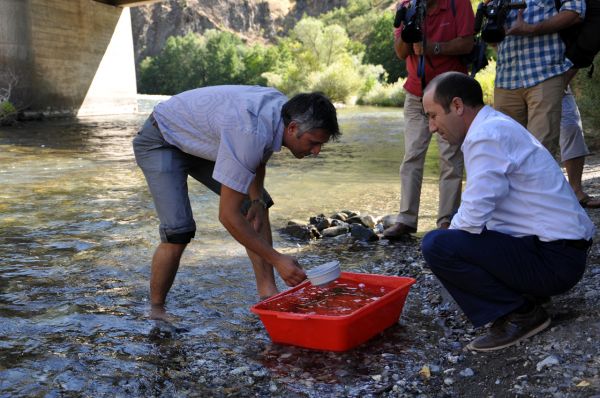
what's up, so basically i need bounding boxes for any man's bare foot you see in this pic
[149,304,179,323]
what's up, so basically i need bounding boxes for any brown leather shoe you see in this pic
[383,222,417,240]
[467,305,550,352]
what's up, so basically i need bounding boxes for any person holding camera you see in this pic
[493,0,586,157]
[421,72,594,351]
[383,0,475,239]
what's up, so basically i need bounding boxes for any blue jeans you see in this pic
[421,229,587,327]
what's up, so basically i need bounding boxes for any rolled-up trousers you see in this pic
[421,229,587,327]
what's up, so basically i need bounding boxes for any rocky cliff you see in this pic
[131,0,347,66]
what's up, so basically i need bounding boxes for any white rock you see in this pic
[536,355,560,371]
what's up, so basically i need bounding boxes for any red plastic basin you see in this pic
[251,272,416,352]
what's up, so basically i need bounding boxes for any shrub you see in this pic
[357,79,407,106]
[475,59,496,106]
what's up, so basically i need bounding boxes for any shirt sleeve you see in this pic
[450,131,512,233]
[212,116,267,194]
[560,0,586,17]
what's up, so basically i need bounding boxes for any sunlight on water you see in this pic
[0,105,445,396]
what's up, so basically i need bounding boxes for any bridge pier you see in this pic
[1,0,138,117]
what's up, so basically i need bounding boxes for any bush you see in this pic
[475,59,496,106]
[572,57,600,148]
[357,79,407,106]
[363,12,406,83]
[0,100,17,124]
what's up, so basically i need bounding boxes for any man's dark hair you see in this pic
[282,92,341,141]
[428,72,485,113]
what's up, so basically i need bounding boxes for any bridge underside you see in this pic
[0,0,165,117]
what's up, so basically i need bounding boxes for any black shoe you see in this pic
[467,305,551,352]
[383,222,417,240]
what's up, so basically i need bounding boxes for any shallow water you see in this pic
[0,105,444,396]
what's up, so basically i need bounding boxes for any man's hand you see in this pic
[413,42,424,55]
[506,9,534,36]
[273,254,306,287]
[245,201,266,233]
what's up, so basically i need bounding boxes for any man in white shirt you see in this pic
[420,72,594,352]
[133,86,340,318]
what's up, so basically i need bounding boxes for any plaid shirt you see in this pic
[495,0,586,89]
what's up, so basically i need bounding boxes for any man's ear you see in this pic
[286,121,297,137]
[452,97,464,116]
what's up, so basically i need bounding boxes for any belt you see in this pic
[149,113,160,130]
[556,239,593,251]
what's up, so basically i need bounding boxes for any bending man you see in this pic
[133,86,340,315]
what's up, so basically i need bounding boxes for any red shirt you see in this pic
[395,0,475,97]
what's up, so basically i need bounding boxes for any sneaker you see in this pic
[383,222,417,240]
[466,305,551,352]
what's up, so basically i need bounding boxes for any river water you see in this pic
[0,104,443,396]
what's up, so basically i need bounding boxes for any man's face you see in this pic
[422,89,466,146]
[286,123,330,158]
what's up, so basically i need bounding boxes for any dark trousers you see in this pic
[421,229,587,327]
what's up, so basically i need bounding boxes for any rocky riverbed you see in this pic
[144,164,600,398]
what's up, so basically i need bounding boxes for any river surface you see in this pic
[0,104,444,396]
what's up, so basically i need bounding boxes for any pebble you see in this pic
[536,355,561,371]
[460,368,475,377]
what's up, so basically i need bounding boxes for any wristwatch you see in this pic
[251,198,268,209]
[433,42,441,55]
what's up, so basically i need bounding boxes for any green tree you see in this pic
[203,30,246,85]
[139,33,207,94]
[364,13,406,83]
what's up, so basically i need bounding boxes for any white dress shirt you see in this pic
[152,85,286,194]
[451,106,595,241]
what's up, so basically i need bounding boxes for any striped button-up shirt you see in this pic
[495,0,586,89]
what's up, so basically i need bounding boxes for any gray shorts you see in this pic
[132,115,274,244]
[560,89,590,162]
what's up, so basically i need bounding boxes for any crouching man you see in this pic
[420,72,594,352]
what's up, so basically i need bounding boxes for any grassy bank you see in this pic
[572,57,600,150]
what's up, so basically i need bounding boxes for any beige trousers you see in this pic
[494,74,565,156]
[397,92,464,229]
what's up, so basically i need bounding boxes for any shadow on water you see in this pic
[0,106,445,396]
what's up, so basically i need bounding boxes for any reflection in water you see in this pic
[0,106,443,396]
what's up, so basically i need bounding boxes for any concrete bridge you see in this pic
[0,0,163,117]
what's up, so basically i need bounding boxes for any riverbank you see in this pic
[230,155,600,397]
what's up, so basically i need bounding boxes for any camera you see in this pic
[394,0,426,44]
[474,0,527,43]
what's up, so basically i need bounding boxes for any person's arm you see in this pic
[506,9,583,36]
[418,35,475,56]
[394,30,413,60]
[219,184,306,286]
[450,134,511,233]
[246,163,267,232]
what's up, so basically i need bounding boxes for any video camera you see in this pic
[474,0,527,43]
[393,0,426,44]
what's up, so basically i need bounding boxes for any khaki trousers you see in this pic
[494,74,565,156]
[398,92,464,229]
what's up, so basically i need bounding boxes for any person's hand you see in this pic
[413,42,424,55]
[506,9,533,36]
[273,254,306,287]
[245,201,266,233]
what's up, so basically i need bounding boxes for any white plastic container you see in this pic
[306,261,341,286]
